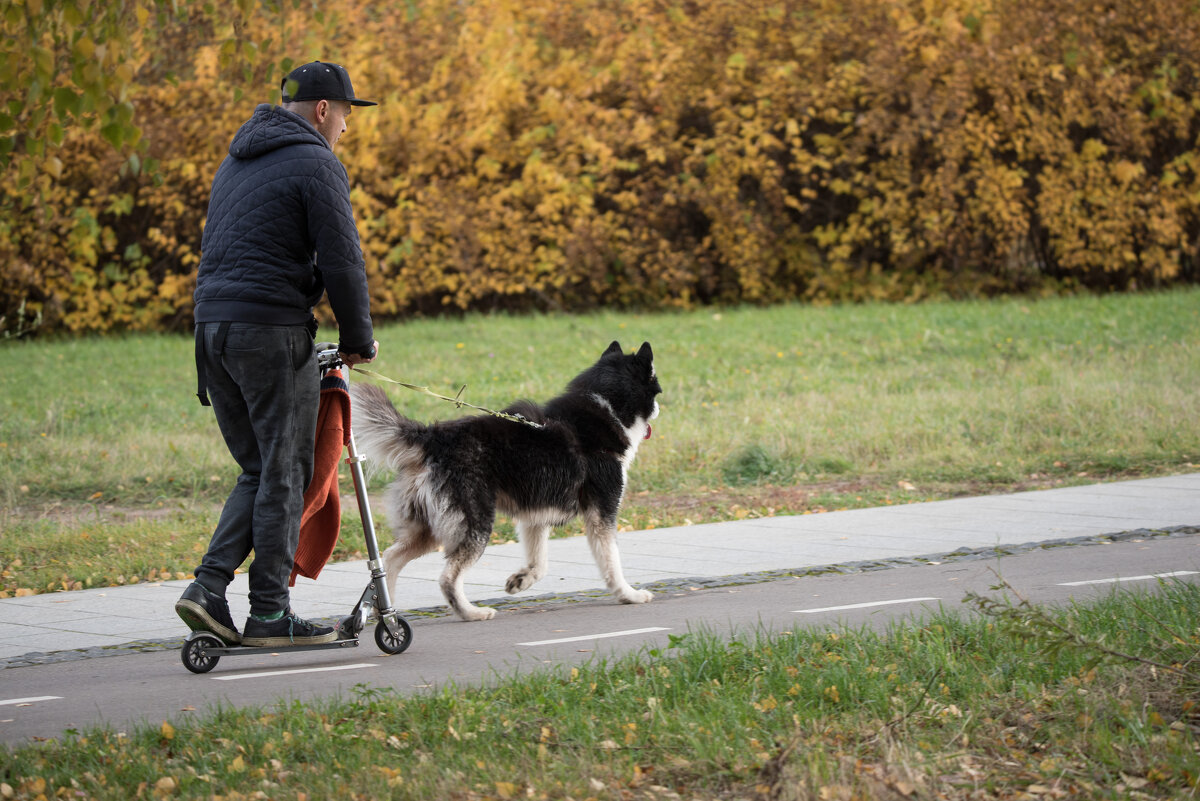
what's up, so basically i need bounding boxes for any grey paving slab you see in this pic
[628,540,918,571]
[61,596,190,620]
[619,534,865,564]
[30,617,152,637]
[0,603,95,626]
[0,622,63,641]
[618,538,779,559]
[293,571,369,590]
[138,622,191,638]
[736,510,922,533]
[802,533,982,553]
[962,494,1176,515]
[593,555,752,577]
[0,604,72,628]
[1145,476,1200,491]
[875,507,1086,531]
[752,510,1143,541]
[6,631,133,653]
[1060,485,1197,500]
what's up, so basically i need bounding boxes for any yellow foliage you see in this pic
[2,0,1199,334]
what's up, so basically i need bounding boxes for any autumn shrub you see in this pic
[2,0,1199,335]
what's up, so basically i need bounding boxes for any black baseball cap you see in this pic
[281,61,377,107]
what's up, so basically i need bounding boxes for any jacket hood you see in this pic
[228,104,330,159]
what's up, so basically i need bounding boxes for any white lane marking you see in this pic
[1058,570,1199,587]
[519,627,671,647]
[212,663,379,681]
[0,696,63,706]
[794,597,941,614]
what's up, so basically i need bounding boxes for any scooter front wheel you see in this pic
[374,616,412,655]
[181,633,223,674]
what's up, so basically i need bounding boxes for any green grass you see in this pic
[3,581,1199,798]
[2,290,1199,595]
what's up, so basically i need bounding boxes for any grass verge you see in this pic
[3,581,1199,799]
[2,290,1199,596]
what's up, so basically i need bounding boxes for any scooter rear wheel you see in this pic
[374,616,413,655]
[181,633,223,674]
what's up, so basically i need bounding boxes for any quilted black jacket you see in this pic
[193,104,374,353]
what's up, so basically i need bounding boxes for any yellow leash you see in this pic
[350,367,544,429]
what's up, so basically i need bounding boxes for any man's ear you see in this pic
[314,99,330,121]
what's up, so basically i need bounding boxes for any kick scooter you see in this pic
[181,346,412,673]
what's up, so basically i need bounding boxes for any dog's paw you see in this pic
[460,605,497,622]
[618,588,654,605]
[505,569,538,594]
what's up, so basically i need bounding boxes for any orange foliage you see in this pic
[2,0,1198,334]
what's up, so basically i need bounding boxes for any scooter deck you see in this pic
[184,630,360,658]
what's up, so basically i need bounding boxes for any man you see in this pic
[176,61,380,648]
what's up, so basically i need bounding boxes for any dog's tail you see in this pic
[348,383,427,477]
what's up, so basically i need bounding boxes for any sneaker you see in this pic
[175,582,240,645]
[241,610,337,647]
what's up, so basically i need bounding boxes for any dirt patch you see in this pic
[1,498,223,527]
[622,474,1101,528]
[0,472,1131,531]
[635,480,874,513]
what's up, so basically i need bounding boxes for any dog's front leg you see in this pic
[585,512,653,605]
[505,521,550,594]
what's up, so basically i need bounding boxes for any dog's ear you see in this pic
[604,340,623,357]
[635,341,653,364]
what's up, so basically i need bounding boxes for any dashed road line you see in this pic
[0,696,63,706]
[1058,570,1199,587]
[794,597,941,614]
[211,663,379,681]
[519,627,671,647]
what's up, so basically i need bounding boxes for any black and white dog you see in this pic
[349,341,662,621]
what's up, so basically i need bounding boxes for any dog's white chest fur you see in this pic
[590,393,659,478]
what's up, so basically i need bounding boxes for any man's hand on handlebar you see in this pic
[339,340,379,367]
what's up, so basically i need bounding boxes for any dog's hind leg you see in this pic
[381,521,436,608]
[505,520,550,594]
[439,531,496,621]
[585,511,653,605]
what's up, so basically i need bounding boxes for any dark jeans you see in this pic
[193,322,318,617]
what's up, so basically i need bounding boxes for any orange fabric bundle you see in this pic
[290,367,351,586]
